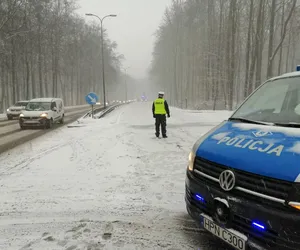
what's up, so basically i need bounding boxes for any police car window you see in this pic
[232,77,300,124]
[236,81,288,114]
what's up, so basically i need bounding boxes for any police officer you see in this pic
[152,91,170,138]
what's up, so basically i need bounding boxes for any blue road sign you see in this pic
[85,92,99,105]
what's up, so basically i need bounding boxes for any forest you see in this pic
[0,0,125,111]
[149,0,300,110]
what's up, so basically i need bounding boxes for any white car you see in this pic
[6,100,29,120]
[19,98,65,129]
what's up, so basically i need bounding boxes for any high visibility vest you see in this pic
[154,98,166,114]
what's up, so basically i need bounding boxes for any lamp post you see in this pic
[122,67,130,101]
[85,13,117,108]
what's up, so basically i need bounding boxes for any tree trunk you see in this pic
[267,0,276,78]
[244,0,254,98]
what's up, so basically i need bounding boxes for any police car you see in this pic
[186,67,300,250]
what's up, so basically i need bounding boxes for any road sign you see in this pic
[85,92,99,105]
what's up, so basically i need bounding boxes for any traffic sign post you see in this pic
[85,92,99,119]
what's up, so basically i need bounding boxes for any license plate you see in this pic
[202,216,246,250]
[24,121,38,124]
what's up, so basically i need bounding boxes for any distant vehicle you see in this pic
[6,100,29,120]
[186,66,300,250]
[19,98,64,129]
[141,95,147,101]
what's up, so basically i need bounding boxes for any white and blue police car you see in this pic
[186,66,300,250]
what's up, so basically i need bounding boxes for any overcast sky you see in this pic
[76,0,171,79]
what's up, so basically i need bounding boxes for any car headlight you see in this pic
[40,113,48,118]
[7,109,10,112]
[187,121,228,172]
[19,114,24,117]
[188,151,196,171]
[288,202,300,211]
[287,184,300,211]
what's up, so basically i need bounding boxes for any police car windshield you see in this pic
[232,76,300,125]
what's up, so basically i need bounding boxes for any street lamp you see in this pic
[122,67,130,101]
[85,13,117,108]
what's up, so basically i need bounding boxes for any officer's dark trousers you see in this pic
[155,114,167,136]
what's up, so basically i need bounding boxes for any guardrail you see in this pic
[81,102,128,119]
[67,102,129,128]
[81,106,105,119]
[94,102,127,119]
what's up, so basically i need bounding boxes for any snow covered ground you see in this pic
[0,102,232,250]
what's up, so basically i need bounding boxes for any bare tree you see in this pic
[149,0,300,110]
[0,0,125,112]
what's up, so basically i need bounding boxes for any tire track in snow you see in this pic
[0,127,92,176]
[109,129,200,248]
[15,218,212,250]
[0,105,233,250]
[115,111,124,125]
[0,142,69,176]
[13,214,231,250]
[116,115,232,250]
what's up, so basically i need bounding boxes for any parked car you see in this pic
[186,67,300,250]
[19,98,64,129]
[6,100,29,120]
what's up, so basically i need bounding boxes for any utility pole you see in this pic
[85,13,117,108]
[122,67,130,101]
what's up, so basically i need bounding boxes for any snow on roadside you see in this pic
[0,102,231,250]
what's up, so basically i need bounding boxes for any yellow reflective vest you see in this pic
[154,98,167,115]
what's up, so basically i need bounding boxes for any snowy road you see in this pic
[0,102,232,250]
[0,105,90,122]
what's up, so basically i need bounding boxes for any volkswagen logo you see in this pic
[219,170,236,191]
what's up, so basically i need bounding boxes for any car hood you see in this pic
[9,106,25,110]
[21,110,49,117]
[196,121,300,182]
